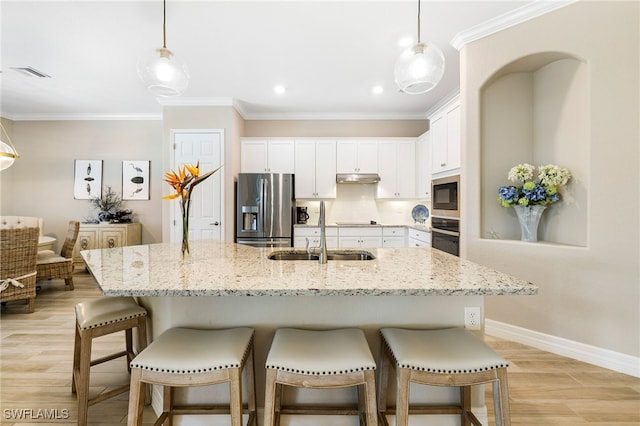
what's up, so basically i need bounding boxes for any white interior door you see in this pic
[171,130,224,241]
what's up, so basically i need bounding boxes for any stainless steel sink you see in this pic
[268,250,375,261]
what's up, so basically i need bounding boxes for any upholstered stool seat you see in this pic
[378,327,511,426]
[72,296,148,426]
[127,327,257,426]
[264,328,378,426]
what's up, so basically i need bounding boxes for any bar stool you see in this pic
[378,327,511,426]
[127,327,257,426]
[264,328,378,426]
[72,296,148,426]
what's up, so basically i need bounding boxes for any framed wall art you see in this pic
[122,160,150,200]
[74,159,102,199]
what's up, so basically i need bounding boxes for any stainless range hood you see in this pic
[336,173,381,184]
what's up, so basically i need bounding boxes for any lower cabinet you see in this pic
[382,227,407,247]
[337,227,383,248]
[73,223,142,268]
[293,227,338,249]
[407,228,431,247]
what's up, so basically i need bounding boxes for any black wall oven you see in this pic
[431,217,460,257]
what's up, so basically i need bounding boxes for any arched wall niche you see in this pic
[479,51,588,246]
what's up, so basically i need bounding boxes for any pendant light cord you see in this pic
[416,0,421,44]
[162,0,167,49]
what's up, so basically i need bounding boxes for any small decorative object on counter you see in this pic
[90,186,124,223]
[164,162,221,258]
[498,163,571,242]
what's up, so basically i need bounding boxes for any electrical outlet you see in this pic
[464,307,481,330]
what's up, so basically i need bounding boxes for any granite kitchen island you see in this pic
[81,241,537,426]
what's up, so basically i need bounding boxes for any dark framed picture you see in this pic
[122,160,150,200]
[74,159,102,200]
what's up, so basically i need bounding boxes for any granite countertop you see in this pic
[81,241,537,297]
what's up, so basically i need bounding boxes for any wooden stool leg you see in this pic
[229,367,243,426]
[263,369,278,426]
[163,386,173,426]
[363,370,378,426]
[77,328,93,426]
[126,369,145,426]
[462,386,472,426]
[133,317,151,405]
[71,324,81,394]
[377,344,390,416]
[395,367,411,426]
[246,345,257,422]
[495,368,511,426]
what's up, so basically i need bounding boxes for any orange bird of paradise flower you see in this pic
[164,162,221,256]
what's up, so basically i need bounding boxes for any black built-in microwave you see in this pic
[431,175,460,218]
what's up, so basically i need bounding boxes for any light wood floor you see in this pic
[1,271,639,425]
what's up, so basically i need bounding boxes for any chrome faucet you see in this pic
[317,200,328,264]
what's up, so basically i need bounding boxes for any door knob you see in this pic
[211,222,220,226]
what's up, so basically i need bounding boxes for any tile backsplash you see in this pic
[296,184,430,226]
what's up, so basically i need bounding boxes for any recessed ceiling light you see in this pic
[274,85,286,95]
[372,85,384,95]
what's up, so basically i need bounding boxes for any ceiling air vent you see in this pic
[10,66,51,78]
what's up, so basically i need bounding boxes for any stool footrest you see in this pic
[87,384,130,406]
[280,405,362,416]
[89,350,129,367]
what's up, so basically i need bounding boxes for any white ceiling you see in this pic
[1,0,543,120]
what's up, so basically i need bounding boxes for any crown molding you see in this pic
[1,113,162,121]
[451,0,578,51]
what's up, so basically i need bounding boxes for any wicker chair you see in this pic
[0,227,40,312]
[36,221,80,290]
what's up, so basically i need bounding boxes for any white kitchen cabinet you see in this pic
[382,227,406,247]
[336,140,378,173]
[415,131,432,200]
[293,227,338,249]
[407,228,431,247]
[294,140,337,199]
[72,222,142,268]
[429,97,461,175]
[337,227,382,248]
[377,139,416,199]
[241,138,295,173]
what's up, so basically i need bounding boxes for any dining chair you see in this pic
[36,220,80,290]
[0,226,40,312]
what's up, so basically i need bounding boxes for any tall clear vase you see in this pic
[180,198,191,258]
[513,205,547,242]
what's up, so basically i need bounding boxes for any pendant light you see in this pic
[394,0,445,94]
[0,122,19,171]
[137,0,189,97]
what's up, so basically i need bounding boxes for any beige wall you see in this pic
[461,1,639,356]
[0,119,163,245]
[245,119,427,137]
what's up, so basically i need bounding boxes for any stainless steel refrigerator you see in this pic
[235,173,294,247]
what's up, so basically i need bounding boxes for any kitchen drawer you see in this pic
[338,227,383,237]
[383,236,406,247]
[383,227,406,237]
[408,228,431,243]
[294,236,338,249]
[338,236,382,248]
[408,237,430,248]
[294,227,338,238]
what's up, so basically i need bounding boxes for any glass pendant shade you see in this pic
[0,141,18,171]
[138,47,189,97]
[394,42,445,94]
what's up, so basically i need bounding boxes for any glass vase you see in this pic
[180,198,191,258]
[514,205,547,242]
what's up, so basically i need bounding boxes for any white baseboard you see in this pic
[485,319,640,378]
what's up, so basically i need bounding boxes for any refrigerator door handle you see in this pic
[260,177,268,234]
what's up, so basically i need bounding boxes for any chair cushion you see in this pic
[265,328,376,375]
[36,252,69,265]
[381,327,508,374]
[130,327,254,373]
[75,297,147,330]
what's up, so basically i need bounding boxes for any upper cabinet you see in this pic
[294,139,337,199]
[336,140,378,173]
[429,96,461,175]
[241,138,295,173]
[415,131,432,200]
[377,139,416,199]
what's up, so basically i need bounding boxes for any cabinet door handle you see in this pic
[107,238,116,248]
[441,162,446,167]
